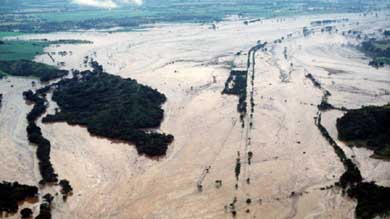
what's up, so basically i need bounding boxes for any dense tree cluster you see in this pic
[303,27,313,37]
[0,14,222,34]
[35,194,53,219]
[23,89,58,184]
[42,64,173,157]
[310,18,348,26]
[305,73,321,88]
[347,182,390,219]
[0,181,38,214]
[243,18,261,25]
[338,158,363,189]
[360,40,390,68]
[369,57,390,67]
[316,115,352,166]
[45,39,93,45]
[305,74,346,112]
[222,70,248,123]
[0,60,67,82]
[336,104,390,159]
[316,114,363,188]
[321,26,336,33]
[59,179,73,200]
[20,208,33,218]
[318,99,335,111]
[362,40,390,57]
[316,113,390,218]
[234,158,241,181]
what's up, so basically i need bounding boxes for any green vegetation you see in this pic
[59,179,73,201]
[336,104,390,160]
[47,39,93,44]
[305,73,321,88]
[248,151,253,165]
[0,40,49,61]
[309,66,390,218]
[0,69,6,78]
[24,88,59,184]
[373,41,390,50]
[0,60,68,81]
[42,62,173,157]
[316,114,390,219]
[222,70,248,124]
[0,181,38,214]
[0,38,92,62]
[0,0,386,33]
[234,157,241,180]
[305,73,338,111]
[0,31,24,38]
[315,114,363,188]
[360,40,390,68]
[348,182,390,219]
[310,18,349,26]
[20,208,33,218]
[35,193,53,219]
[370,57,390,68]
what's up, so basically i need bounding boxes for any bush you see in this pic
[59,179,73,200]
[20,208,33,218]
[35,193,54,219]
[0,181,38,214]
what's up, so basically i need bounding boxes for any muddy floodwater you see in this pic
[1,11,390,219]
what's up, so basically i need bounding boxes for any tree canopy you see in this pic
[0,181,38,214]
[337,104,390,160]
[43,65,173,157]
[0,60,67,81]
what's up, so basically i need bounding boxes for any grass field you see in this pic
[1,0,388,33]
[25,2,366,23]
[0,32,24,38]
[373,41,390,50]
[0,69,6,77]
[0,40,48,61]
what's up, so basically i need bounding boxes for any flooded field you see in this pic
[1,11,389,219]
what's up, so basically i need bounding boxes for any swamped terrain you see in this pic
[0,6,389,219]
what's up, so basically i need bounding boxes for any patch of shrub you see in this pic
[0,181,38,214]
[20,208,33,218]
[337,104,390,159]
[0,60,67,82]
[347,182,390,219]
[24,89,58,184]
[59,179,73,201]
[42,63,173,157]
[35,194,53,219]
[222,70,248,123]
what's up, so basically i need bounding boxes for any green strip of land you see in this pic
[0,40,49,61]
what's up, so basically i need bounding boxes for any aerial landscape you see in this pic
[0,0,389,219]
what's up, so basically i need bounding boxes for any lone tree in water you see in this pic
[59,179,73,201]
